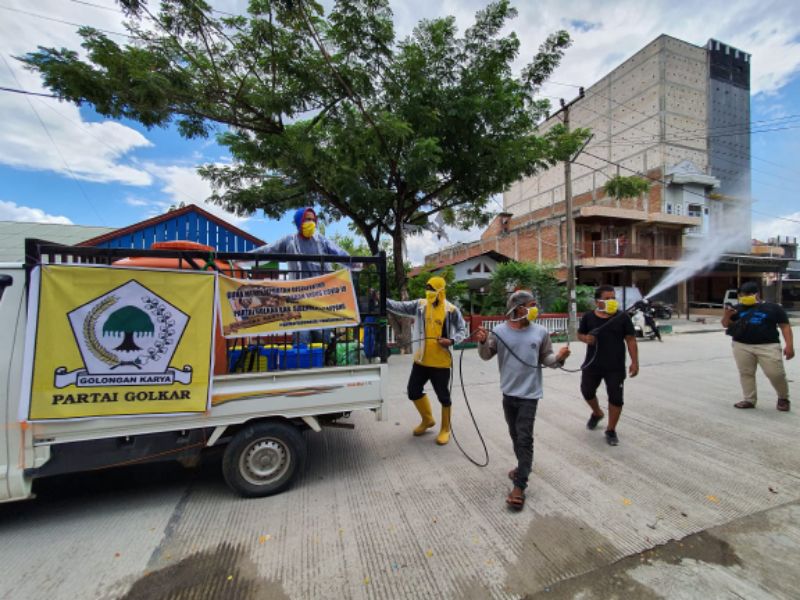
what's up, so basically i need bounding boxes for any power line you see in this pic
[543,78,800,202]
[546,77,798,173]
[1,55,106,225]
[750,209,800,225]
[0,4,134,38]
[69,0,240,18]
[575,150,800,227]
[555,96,800,185]
[544,85,800,191]
[69,0,119,12]
[0,85,58,98]
[29,95,208,210]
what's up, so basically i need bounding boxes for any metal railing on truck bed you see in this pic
[24,238,389,373]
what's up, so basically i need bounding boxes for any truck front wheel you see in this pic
[222,422,307,497]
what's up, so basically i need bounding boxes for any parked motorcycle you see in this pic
[650,301,673,320]
[629,301,662,341]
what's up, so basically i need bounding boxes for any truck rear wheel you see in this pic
[222,422,306,497]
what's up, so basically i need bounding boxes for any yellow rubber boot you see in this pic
[436,405,452,445]
[412,395,436,436]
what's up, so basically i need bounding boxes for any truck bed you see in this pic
[29,364,387,446]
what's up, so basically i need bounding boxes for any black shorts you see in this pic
[580,369,626,407]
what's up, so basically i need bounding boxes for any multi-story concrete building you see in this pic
[422,34,787,311]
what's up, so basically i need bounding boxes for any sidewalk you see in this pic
[665,313,800,335]
[665,316,725,335]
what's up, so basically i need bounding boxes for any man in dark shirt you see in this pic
[577,285,639,446]
[721,281,794,411]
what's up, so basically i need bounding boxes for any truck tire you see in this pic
[222,421,306,497]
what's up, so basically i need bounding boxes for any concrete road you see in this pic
[1,330,798,599]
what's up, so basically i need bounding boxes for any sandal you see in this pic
[506,489,525,510]
[734,401,756,409]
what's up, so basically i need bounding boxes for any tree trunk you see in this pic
[115,331,141,352]
[390,230,412,354]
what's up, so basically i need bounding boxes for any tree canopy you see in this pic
[602,175,651,202]
[22,0,590,294]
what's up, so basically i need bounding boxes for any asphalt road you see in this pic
[1,329,798,599]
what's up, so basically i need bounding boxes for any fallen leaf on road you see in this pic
[622,498,632,506]
[706,495,719,503]
[227,575,233,582]
[425,550,433,558]
[364,577,370,585]
[259,535,271,544]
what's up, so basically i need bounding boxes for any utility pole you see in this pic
[557,88,587,342]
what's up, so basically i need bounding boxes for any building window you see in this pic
[666,203,673,214]
[687,204,703,218]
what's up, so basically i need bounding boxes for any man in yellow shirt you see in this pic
[387,277,467,445]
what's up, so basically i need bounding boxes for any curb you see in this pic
[670,328,724,335]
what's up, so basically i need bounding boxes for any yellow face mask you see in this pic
[509,305,538,322]
[739,295,757,306]
[301,221,316,238]
[426,291,439,304]
[601,299,619,315]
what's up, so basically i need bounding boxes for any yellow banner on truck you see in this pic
[21,265,216,421]
[218,269,360,337]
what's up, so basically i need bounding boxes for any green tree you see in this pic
[483,261,560,314]
[103,306,154,351]
[22,0,589,298]
[602,175,651,202]
[549,284,594,313]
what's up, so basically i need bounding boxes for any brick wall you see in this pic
[422,168,666,273]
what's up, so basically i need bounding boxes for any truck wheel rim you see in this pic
[240,437,290,485]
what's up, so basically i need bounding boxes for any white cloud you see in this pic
[389,0,800,97]
[404,226,478,265]
[752,212,800,242]
[124,196,151,207]
[143,163,250,227]
[0,0,153,185]
[0,200,72,224]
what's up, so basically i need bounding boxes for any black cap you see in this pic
[739,281,759,295]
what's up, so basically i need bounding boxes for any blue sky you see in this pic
[1,0,799,262]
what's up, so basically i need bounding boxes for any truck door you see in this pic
[0,271,18,500]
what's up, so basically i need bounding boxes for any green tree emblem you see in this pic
[103,306,155,352]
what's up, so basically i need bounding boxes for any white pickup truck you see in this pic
[0,242,388,503]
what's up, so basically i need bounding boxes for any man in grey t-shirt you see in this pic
[475,290,570,510]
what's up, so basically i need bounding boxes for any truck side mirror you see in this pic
[0,274,12,290]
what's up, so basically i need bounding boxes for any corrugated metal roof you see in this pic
[0,221,115,262]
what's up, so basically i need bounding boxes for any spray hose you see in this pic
[392,310,631,468]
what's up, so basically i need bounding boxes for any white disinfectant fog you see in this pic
[646,198,751,300]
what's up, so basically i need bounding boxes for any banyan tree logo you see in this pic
[55,280,193,388]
